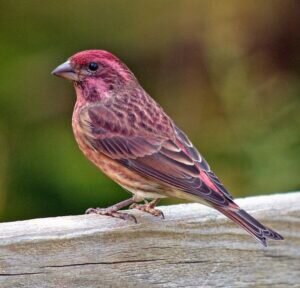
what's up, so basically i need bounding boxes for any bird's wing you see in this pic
[78,104,168,159]
[173,126,234,200]
[79,104,233,207]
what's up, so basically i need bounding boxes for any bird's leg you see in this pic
[85,197,137,223]
[130,198,164,219]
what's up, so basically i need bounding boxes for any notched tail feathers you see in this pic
[215,206,284,247]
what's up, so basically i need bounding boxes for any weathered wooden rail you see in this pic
[0,192,299,287]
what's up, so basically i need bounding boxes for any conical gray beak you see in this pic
[52,60,79,81]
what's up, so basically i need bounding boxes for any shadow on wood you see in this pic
[0,192,299,287]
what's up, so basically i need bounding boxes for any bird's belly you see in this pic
[72,122,167,200]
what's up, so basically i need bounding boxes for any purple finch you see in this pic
[52,50,283,247]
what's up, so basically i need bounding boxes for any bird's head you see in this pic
[52,50,136,101]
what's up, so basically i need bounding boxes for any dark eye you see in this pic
[88,62,99,72]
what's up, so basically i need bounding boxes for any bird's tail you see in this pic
[214,206,284,247]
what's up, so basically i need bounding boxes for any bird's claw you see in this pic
[85,207,137,223]
[129,203,165,219]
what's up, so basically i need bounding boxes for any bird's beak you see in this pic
[51,60,80,81]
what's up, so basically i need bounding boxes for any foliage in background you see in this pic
[0,0,299,221]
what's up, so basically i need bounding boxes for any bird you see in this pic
[52,49,283,247]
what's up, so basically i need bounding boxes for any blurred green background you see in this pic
[0,0,299,222]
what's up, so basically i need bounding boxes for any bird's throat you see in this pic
[74,79,112,103]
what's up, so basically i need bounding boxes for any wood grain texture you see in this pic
[0,192,299,288]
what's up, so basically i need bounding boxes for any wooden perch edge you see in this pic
[0,192,299,288]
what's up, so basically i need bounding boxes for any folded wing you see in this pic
[79,104,234,207]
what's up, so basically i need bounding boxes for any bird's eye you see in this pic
[88,62,99,72]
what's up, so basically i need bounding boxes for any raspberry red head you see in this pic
[52,50,136,101]
[71,50,122,67]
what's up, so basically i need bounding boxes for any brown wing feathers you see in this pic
[80,103,208,195]
[79,98,233,207]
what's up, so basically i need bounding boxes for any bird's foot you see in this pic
[85,207,137,223]
[130,199,164,219]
